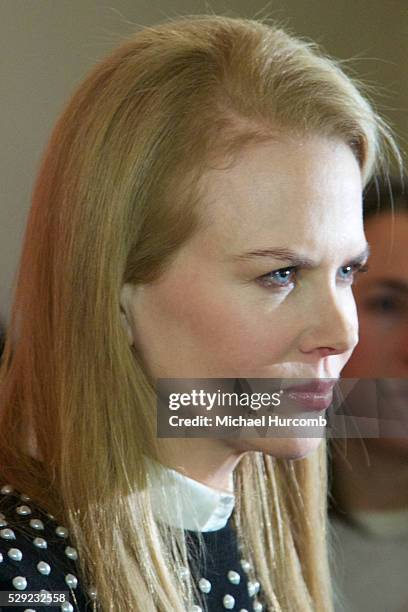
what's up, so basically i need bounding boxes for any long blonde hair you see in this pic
[0,15,398,611]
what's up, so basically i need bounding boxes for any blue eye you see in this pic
[337,262,369,284]
[338,265,354,281]
[257,267,296,288]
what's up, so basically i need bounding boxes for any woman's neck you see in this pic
[158,438,245,492]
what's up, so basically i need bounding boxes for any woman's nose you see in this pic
[298,290,359,358]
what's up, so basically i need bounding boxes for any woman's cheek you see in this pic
[157,274,296,371]
[221,314,295,371]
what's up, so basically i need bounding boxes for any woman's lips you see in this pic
[284,380,337,412]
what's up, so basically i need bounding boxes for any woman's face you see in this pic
[121,134,367,458]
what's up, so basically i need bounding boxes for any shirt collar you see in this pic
[145,456,235,532]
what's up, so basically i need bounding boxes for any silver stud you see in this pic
[8,548,23,561]
[65,546,78,560]
[0,528,16,540]
[65,573,78,589]
[16,505,32,516]
[0,552,3,562]
[40,589,51,597]
[33,537,47,549]
[178,566,189,580]
[191,607,202,612]
[29,518,44,530]
[12,576,27,590]
[239,610,249,612]
[0,519,8,527]
[248,582,257,597]
[56,526,68,538]
[61,602,74,612]
[46,513,55,520]
[23,609,36,612]
[37,561,51,575]
[88,585,97,600]
[1,484,14,495]
[247,580,260,596]
[228,570,241,585]
[240,559,251,573]
[223,594,235,609]
[198,577,211,593]
[253,602,263,612]
[20,494,31,502]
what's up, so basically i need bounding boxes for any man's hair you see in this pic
[364,175,407,219]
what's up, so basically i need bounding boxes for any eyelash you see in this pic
[257,262,369,289]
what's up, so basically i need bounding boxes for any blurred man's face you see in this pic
[343,211,408,378]
[342,210,408,450]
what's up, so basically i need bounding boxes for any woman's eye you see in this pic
[337,262,369,284]
[257,267,297,288]
[337,265,354,282]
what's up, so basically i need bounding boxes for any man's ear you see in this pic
[119,283,136,347]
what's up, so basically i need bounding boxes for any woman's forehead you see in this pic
[193,137,364,253]
[199,136,361,211]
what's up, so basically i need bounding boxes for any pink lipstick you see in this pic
[284,380,337,412]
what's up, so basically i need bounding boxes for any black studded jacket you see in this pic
[0,486,264,612]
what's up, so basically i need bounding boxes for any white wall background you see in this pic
[1,0,407,324]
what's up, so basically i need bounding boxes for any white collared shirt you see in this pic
[145,456,235,532]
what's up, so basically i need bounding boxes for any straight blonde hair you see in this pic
[0,15,399,611]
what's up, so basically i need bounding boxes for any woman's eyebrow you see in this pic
[231,245,370,267]
[232,247,315,267]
